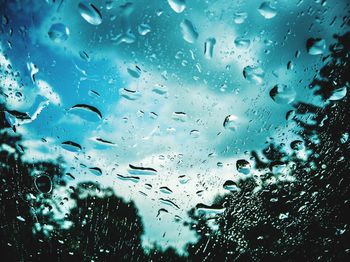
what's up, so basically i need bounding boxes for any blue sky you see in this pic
[0,0,348,254]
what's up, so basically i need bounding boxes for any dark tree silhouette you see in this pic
[186,32,350,261]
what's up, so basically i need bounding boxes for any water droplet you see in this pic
[69,104,102,121]
[16,216,26,222]
[78,2,102,25]
[172,112,187,122]
[113,30,136,44]
[119,88,141,100]
[152,84,168,95]
[233,12,248,24]
[117,174,140,183]
[127,65,142,78]
[287,61,294,70]
[89,167,102,176]
[258,2,277,19]
[223,115,238,131]
[180,19,198,43]
[204,37,216,59]
[196,203,226,215]
[290,140,304,151]
[223,180,240,192]
[243,66,265,85]
[269,84,296,104]
[138,23,151,36]
[236,159,251,174]
[128,164,157,176]
[234,37,251,49]
[340,132,349,144]
[79,50,90,62]
[179,175,190,184]
[190,129,200,138]
[61,141,82,152]
[329,86,347,101]
[34,175,52,193]
[306,38,326,55]
[160,198,180,209]
[48,23,69,43]
[160,186,173,194]
[167,0,186,13]
[270,161,286,175]
[88,90,100,98]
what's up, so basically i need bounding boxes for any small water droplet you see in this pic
[160,186,173,194]
[290,140,304,151]
[61,141,82,152]
[172,112,187,122]
[190,129,200,138]
[128,164,157,176]
[152,84,168,95]
[223,180,240,191]
[138,23,151,36]
[69,104,102,121]
[34,175,52,193]
[119,88,141,100]
[233,12,248,24]
[89,167,102,176]
[127,65,142,78]
[196,203,226,216]
[234,37,251,49]
[79,50,90,62]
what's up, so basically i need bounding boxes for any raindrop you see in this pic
[223,180,240,191]
[329,86,347,101]
[180,19,198,43]
[223,115,238,131]
[89,167,102,176]
[172,112,187,122]
[179,175,190,184]
[157,208,169,217]
[34,175,52,194]
[160,186,173,194]
[113,30,136,44]
[270,161,286,175]
[138,23,151,36]
[233,12,248,24]
[167,0,186,13]
[69,104,102,121]
[127,65,142,78]
[119,88,141,100]
[306,38,326,55]
[88,90,100,98]
[152,84,168,95]
[340,132,349,144]
[258,1,277,19]
[287,61,294,70]
[236,159,251,174]
[243,66,265,85]
[204,38,216,59]
[61,141,82,152]
[93,137,116,146]
[269,84,296,104]
[290,140,304,151]
[79,50,90,62]
[117,174,140,183]
[234,37,251,49]
[160,198,180,209]
[190,129,200,138]
[78,2,103,25]
[48,23,69,43]
[128,164,158,176]
[196,203,226,215]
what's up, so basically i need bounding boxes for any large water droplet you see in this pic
[34,175,52,194]
[48,23,69,43]
[223,115,238,131]
[269,84,296,104]
[128,164,158,176]
[78,2,103,25]
[306,38,326,55]
[258,2,277,19]
[69,104,102,121]
[196,203,226,216]
[117,174,140,183]
[243,66,265,85]
[223,180,240,192]
[329,86,347,101]
[61,141,82,152]
[119,88,141,100]
[167,0,186,13]
[172,112,187,122]
[160,186,173,194]
[160,198,180,209]
[236,159,251,174]
[204,38,216,59]
[180,19,198,43]
[190,129,200,138]
[89,167,102,176]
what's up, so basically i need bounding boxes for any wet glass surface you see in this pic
[0,0,349,260]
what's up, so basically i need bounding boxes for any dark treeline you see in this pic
[1,32,349,261]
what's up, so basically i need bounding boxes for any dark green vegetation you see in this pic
[1,33,349,261]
